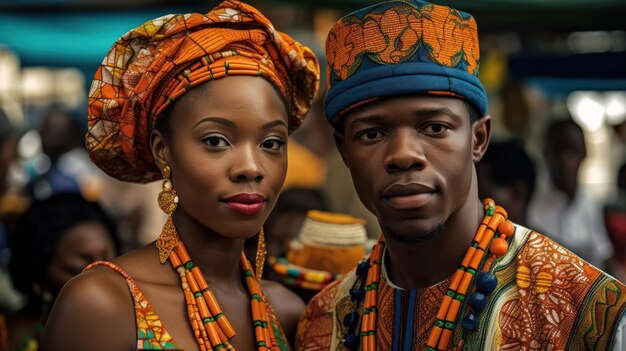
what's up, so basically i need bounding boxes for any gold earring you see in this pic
[255,228,266,281]
[158,165,179,215]
[156,216,180,263]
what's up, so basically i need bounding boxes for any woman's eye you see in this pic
[202,135,230,148]
[261,138,285,150]
[358,129,383,141]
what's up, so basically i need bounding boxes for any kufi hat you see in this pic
[324,0,486,127]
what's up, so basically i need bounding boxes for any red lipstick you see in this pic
[222,193,266,215]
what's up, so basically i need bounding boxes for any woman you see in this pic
[40,1,319,350]
[8,193,119,351]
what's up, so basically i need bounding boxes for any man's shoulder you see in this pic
[304,274,348,318]
[296,274,355,351]
[515,229,626,292]
[487,226,626,349]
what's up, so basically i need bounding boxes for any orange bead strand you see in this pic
[351,199,515,351]
[164,228,279,351]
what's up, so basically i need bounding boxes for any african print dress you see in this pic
[86,261,289,350]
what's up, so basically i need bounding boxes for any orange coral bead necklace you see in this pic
[157,217,284,351]
[342,199,515,351]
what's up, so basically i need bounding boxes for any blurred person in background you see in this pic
[476,139,537,226]
[0,108,22,255]
[23,107,167,253]
[0,108,26,320]
[605,162,626,283]
[40,1,319,350]
[0,109,20,206]
[528,118,613,270]
[0,108,20,351]
[7,192,119,351]
[23,107,93,200]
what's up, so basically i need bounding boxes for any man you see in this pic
[296,1,626,350]
[476,139,536,227]
[528,118,613,269]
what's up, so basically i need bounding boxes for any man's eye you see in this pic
[422,124,448,134]
[358,129,383,140]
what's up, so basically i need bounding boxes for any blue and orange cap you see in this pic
[324,0,487,128]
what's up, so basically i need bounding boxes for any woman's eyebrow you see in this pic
[193,117,236,129]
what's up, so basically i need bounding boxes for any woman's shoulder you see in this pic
[62,264,132,309]
[39,253,147,351]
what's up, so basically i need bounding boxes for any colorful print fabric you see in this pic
[296,226,626,350]
[85,261,181,350]
[324,0,487,124]
[326,2,479,82]
[85,261,290,351]
[87,0,319,183]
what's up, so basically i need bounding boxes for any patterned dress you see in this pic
[86,262,291,350]
[296,225,626,350]
[85,262,182,350]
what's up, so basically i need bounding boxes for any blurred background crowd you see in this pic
[0,0,626,350]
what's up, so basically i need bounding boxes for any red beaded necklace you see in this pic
[343,199,515,351]
[157,217,286,351]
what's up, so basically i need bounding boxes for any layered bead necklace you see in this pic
[342,199,515,351]
[157,217,285,351]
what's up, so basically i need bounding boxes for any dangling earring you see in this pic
[156,165,180,263]
[158,165,178,215]
[255,228,266,281]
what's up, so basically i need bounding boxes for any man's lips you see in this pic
[222,193,266,215]
[382,183,436,210]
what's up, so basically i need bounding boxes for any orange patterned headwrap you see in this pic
[87,0,320,183]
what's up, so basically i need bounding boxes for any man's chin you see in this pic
[382,222,445,245]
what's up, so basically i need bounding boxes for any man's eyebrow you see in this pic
[349,115,383,129]
[413,107,462,119]
[348,107,463,129]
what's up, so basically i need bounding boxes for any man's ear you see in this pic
[333,130,349,167]
[150,129,170,171]
[472,115,492,163]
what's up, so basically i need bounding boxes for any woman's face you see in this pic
[158,76,289,239]
[44,221,116,296]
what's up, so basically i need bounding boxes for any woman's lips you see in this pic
[222,193,266,215]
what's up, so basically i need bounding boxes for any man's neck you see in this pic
[383,199,484,290]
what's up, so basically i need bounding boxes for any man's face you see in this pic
[545,125,585,196]
[335,95,488,243]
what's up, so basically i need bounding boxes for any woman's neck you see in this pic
[171,209,246,292]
